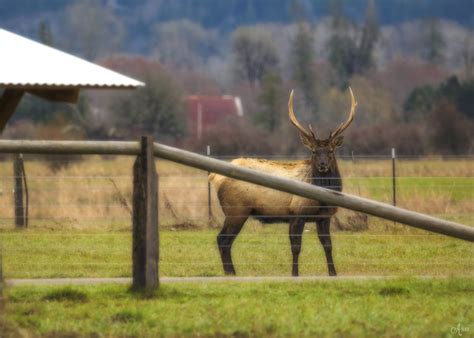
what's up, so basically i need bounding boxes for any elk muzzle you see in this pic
[313,151,332,174]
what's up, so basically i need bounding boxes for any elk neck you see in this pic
[310,159,342,192]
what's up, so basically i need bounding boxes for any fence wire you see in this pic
[0,154,472,279]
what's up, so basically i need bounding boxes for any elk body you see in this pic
[209,88,357,276]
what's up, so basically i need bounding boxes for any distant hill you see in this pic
[0,0,472,56]
[116,0,474,29]
[1,0,473,30]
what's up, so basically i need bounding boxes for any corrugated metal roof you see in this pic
[0,28,144,89]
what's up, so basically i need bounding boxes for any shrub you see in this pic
[426,99,473,154]
[183,116,274,156]
[347,122,425,155]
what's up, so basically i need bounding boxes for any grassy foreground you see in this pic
[1,227,473,278]
[0,157,472,337]
[2,278,473,337]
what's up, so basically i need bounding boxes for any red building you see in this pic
[185,95,243,139]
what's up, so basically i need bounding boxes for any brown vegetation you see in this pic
[0,156,471,232]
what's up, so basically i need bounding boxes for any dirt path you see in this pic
[5,275,456,286]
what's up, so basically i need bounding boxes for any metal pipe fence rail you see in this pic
[0,138,473,289]
[0,139,471,240]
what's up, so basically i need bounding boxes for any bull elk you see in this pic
[209,88,357,276]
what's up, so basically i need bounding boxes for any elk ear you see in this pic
[332,135,344,148]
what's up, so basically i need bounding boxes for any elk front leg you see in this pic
[316,217,337,276]
[289,218,305,276]
[217,216,246,275]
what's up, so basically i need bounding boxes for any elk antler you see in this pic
[329,87,357,139]
[288,90,316,148]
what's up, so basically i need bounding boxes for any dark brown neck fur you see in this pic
[311,161,342,192]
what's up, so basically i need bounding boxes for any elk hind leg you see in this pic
[316,217,337,276]
[289,218,305,277]
[217,215,247,275]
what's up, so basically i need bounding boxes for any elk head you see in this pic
[288,88,357,174]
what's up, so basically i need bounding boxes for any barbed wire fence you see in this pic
[0,148,473,280]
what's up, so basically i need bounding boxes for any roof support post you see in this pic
[0,89,24,132]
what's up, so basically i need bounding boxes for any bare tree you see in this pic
[356,0,379,73]
[112,73,185,138]
[38,20,54,46]
[232,27,279,86]
[327,0,357,86]
[290,22,317,109]
[421,18,445,64]
[427,99,473,154]
[461,34,474,79]
[257,72,284,131]
[327,0,379,86]
[152,19,219,69]
[62,0,125,60]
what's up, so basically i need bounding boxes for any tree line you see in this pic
[3,0,474,155]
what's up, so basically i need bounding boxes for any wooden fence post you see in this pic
[391,148,397,207]
[13,153,28,228]
[132,136,159,290]
[207,145,212,222]
[0,245,4,312]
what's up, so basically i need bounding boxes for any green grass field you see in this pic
[1,226,473,278]
[2,278,473,337]
[0,157,472,336]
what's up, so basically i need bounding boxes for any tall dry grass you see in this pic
[0,155,472,231]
